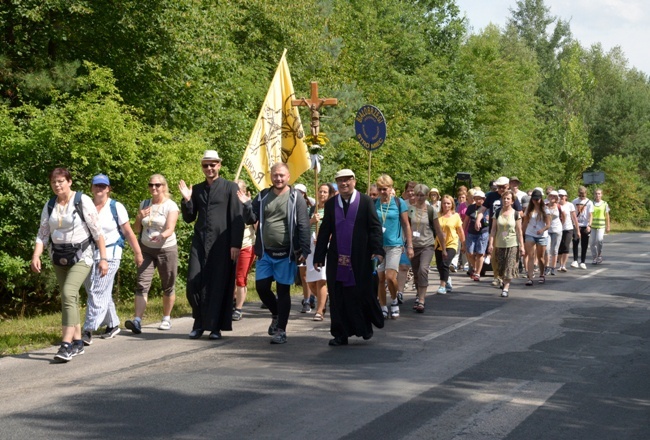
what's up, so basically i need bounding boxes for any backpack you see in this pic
[494,207,520,222]
[108,199,125,249]
[47,191,94,243]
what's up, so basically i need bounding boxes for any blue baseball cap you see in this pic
[92,174,110,186]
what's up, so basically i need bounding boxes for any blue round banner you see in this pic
[355,105,386,151]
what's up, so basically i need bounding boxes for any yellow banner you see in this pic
[241,51,309,191]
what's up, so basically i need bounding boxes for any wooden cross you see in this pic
[292,81,338,141]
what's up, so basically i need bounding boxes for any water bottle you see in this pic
[372,257,380,275]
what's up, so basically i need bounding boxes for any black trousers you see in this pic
[435,248,457,283]
[256,277,291,331]
[572,227,590,263]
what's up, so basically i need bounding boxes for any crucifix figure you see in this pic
[292,81,338,141]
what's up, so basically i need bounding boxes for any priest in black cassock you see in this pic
[179,150,244,340]
[313,168,385,346]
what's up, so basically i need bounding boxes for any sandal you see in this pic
[313,313,324,321]
[538,275,545,284]
[525,279,533,286]
[413,299,421,310]
[415,303,425,313]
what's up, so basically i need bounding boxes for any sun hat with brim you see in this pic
[429,188,440,195]
[201,149,221,162]
[473,190,486,198]
[294,183,307,194]
[92,174,110,186]
[558,189,568,196]
[334,169,355,179]
[494,176,509,186]
[509,176,521,183]
[548,190,559,197]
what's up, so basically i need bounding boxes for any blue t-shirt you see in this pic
[376,197,407,247]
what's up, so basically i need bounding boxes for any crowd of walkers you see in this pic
[31,157,611,361]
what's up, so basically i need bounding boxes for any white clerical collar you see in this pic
[337,189,357,208]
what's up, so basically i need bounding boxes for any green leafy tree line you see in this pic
[1,0,649,316]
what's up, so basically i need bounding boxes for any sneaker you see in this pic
[158,319,172,330]
[271,329,287,344]
[268,316,279,336]
[54,343,72,362]
[544,267,552,276]
[491,278,501,287]
[449,264,457,273]
[71,341,84,357]
[309,294,316,309]
[82,330,93,346]
[463,263,470,272]
[301,298,311,313]
[437,286,447,295]
[550,268,556,276]
[397,291,404,304]
[446,278,453,292]
[592,258,598,265]
[579,263,587,270]
[101,326,121,339]
[597,256,603,264]
[232,309,243,321]
[501,290,509,298]
[559,266,567,272]
[570,261,579,268]
[390,302,400,319]
[381,306,389,319]
[125,319,142,334]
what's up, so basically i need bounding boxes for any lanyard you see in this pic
[380,196,392,224]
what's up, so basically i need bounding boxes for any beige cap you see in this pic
[494,176,509,186]
[334,169,355,179]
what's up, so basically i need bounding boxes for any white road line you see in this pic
[577,268,607,280]
[641,253,648,257]
[421,309,500,341]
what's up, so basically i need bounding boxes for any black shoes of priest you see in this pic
[329,337,348,346]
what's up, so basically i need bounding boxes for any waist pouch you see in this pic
[51,239,91,267]
[265,247,291,259]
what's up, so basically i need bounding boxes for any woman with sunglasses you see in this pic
[126,174,179,334]
[82,174,143,345]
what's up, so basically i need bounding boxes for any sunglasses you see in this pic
[202,162,219,169]
[378,187,389,191]
[148,183,163,188]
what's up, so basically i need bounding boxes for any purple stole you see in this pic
[335,191,360,286]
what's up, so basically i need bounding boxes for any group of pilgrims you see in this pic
[32,151,610,362]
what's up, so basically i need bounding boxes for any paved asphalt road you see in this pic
[1,232,648,440]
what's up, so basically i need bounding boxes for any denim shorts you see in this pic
[525,235,549,246]
[466,231,489,255]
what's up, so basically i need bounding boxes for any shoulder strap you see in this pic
[395,196,401,210]
[47,196,57,217]
[110,200,124,238]
[73,191,86,224]
[427,205,435,231]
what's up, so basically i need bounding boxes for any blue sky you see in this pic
[455,0,649,76]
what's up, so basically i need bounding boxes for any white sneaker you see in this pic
[390,303,400,319]
[579,263,587,270]
[570,261,579,268]
[158,319,172,330]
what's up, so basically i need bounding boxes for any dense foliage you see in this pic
[1,0,649,316]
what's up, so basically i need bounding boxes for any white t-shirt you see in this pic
[560,202,576,231]
[547,205,563,234]
[140,198,179,249]
[95,199,129,260]
[572,198,594,227]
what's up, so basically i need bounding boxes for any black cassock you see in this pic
[314,192,385,339]
[182,178,244,332]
